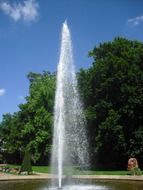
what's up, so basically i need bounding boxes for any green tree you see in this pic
[78,37,143,168]
[0,71,55,165]
[19,71,55,164]
[95,109,126,169]
[0,113,23,164]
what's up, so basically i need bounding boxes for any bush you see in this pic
[20,149,32,174]
[129,167,142,176]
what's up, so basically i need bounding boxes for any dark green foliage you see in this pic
[20,149,32,174]
[78,37,143,169]
[0,113,23,164]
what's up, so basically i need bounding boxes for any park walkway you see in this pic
[0,172,52,181]
[1,172,143,181]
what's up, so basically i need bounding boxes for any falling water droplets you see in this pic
[51,21,89,188]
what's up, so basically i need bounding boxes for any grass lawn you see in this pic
[7,165,50,173]
[75,170,129,175]
[32,166,50,173]
[7,165,130,175]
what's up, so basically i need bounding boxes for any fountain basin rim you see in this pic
[0,174,143,182]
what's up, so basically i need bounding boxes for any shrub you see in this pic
[20,149,32,174]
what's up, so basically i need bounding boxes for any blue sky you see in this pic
[0,0,143,120]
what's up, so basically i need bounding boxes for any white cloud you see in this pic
[0,0,39,22]
[0,88,6,96]
[127,15,143,26]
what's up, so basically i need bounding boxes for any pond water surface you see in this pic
[0,179,143,190]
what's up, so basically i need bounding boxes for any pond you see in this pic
[0,180,143,190]
[0,179,143,190]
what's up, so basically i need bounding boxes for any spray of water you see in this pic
[51,21,89,188]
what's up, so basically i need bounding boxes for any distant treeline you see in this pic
[0,37,143,169]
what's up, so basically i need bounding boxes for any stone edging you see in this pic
[0,173,143,181]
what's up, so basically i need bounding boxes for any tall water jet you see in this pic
[51,21,89,188]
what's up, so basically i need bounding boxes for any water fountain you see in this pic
[48,19,130,190]
[51,20,89,189]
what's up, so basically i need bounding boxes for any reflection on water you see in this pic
[0,180,143,190]
[48,184,108,190]
[0,180,48,190]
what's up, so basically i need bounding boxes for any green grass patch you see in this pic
[74,170,129,175]
[7,165,50,173]
[32,166,50,173]
[7,165,142,175]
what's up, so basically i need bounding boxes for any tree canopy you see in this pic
[78,37,143,168]
[1,37,143,169]
[0,71,55,165]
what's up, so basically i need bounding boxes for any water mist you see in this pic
[51,21,89,189]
